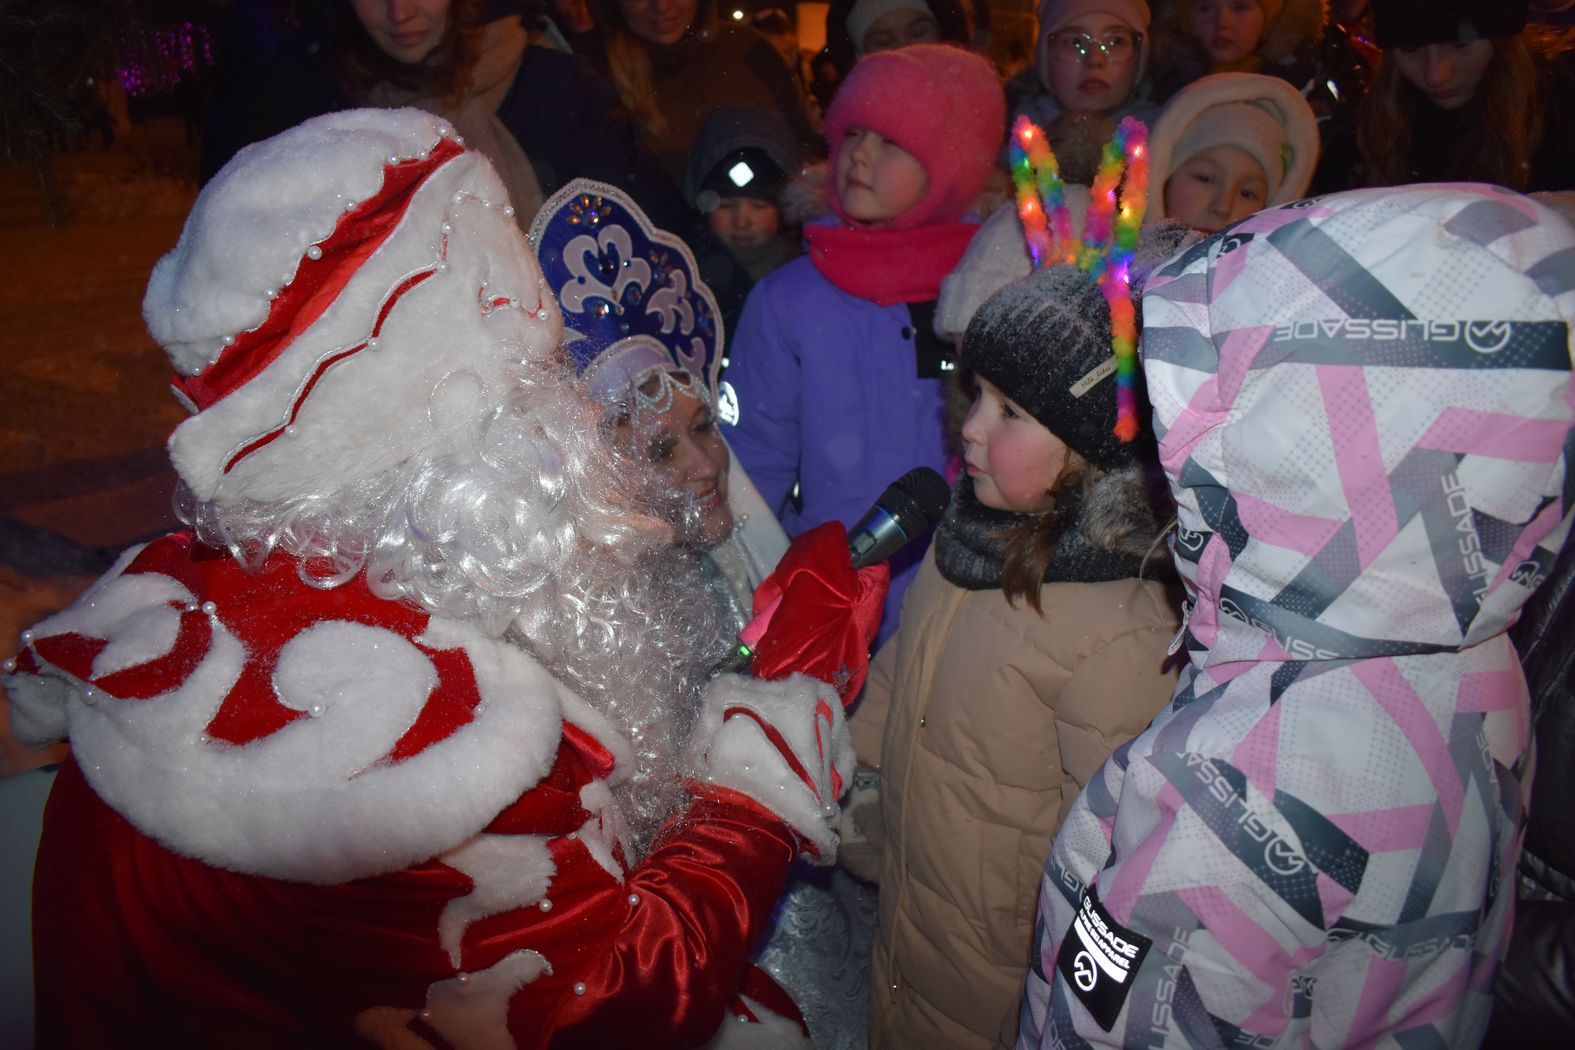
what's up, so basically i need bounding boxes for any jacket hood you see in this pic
[684,106,802,208]
[1140,184,1575,667]
[1147,72,1320,216]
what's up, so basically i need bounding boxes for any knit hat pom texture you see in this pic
[963,264,1129,468]
[824,44,1006,229]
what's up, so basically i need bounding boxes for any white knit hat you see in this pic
[147,108,560,505]
[846,0,935,52]
[1147,72,1319,217]
[1037,0,1152,36]
[935,188,1092,342]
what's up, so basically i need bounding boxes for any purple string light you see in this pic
[118,22,214,98]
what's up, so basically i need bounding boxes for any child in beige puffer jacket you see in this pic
[850,216,1190,1047]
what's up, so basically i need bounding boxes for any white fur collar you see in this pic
[7,543,571,884]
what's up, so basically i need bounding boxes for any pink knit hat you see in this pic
[824,44,1006,230]
[1035,0,1152,84]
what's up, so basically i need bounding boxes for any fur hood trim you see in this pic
[779,160,832,228]
[1079,461,1170,564]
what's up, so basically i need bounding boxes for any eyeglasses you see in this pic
[1048,31,1141,65]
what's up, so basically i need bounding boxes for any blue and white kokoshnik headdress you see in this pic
[529,178,724,417]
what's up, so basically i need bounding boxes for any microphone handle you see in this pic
[713,642,755,676]
[848,505,908,570]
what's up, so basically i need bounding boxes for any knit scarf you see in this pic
[934,477,1149,591]
[803,219,979,306]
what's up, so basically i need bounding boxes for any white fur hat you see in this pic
[146,108,560,504]
[934,187,1092,342]
[1147,72,1319,217]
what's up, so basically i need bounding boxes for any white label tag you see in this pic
[1055,886,1152,1031]
[1069,356,1118,399]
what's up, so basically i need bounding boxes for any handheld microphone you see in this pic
[847,467,953,570]
[714,467,952,675]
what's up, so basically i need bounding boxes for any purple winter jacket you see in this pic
[1019,185,1575,1048]
[722,253,950,648]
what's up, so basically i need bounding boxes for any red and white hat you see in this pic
[146,108,561,504]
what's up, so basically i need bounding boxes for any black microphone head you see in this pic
[847,466,953,569]
[879,466,952,535]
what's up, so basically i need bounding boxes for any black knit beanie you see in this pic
[1370,0,1529,49]
[961,264,1135,471]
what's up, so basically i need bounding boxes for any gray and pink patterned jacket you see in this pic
[1018,184,1575,1049]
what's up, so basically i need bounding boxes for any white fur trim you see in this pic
[437,834,557,968]
[934,186,1093,342]
[4,544,146,751]
[1148,72,1320,217]
[3,671,72,749]
[146,110,456,375]
[723,450,791,585]
[575,784,628,882]
[25,563,574,883]
[690,674,853,862]
[155,110,561,504]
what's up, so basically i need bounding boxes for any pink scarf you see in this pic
[803,220,979,306]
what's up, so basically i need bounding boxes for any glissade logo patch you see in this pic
[1056,887,1153,1032]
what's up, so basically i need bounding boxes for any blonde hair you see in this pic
[590,0,719,143]
[604,29,670,141]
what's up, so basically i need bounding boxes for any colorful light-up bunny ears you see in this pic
[1008,114,1150,442]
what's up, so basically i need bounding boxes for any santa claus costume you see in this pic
[6,108,876,1049]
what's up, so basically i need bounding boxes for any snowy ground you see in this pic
[0,119,197,776]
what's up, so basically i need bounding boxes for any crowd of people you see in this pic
[8,0,1575,1047]
[194,1,1575,317]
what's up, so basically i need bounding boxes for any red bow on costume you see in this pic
[746,522,889,705]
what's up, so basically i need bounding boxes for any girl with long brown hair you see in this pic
[588,0,814,186]
[1357,0,1575,190]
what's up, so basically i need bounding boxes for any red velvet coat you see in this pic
[12,533,812,1048]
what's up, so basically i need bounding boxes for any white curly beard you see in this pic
[180,356,733,858]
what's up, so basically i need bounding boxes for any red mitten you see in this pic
[747,522,888,704]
